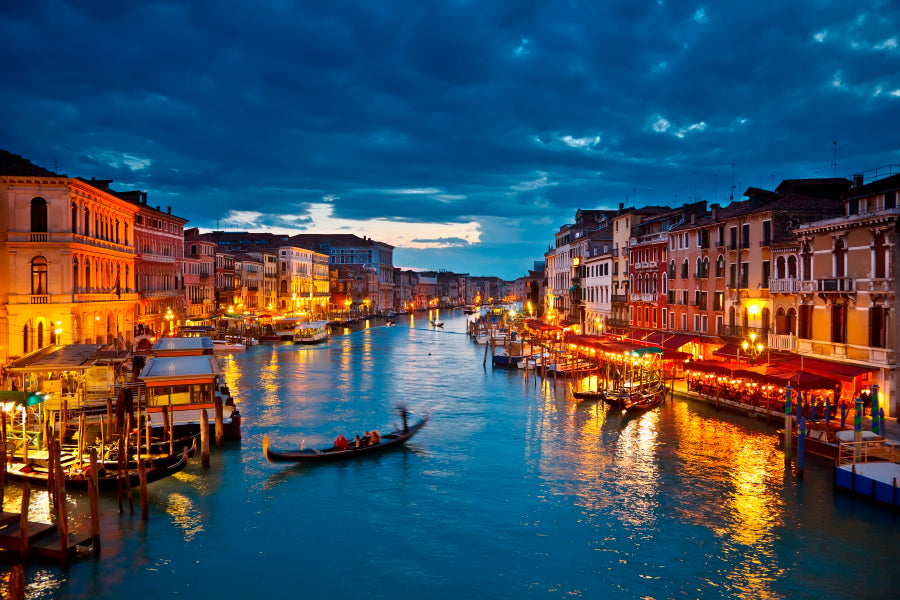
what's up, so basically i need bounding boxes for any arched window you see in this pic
[801,243,812,280]
[833,238,846,278]
[85,258,92,291]
[776,256,786,279]
[37,322,44,349]
[71,203,78,234]
[23,324,29,354]
[280,280,288,294]
[73,257,79,292]
[115,219,120,244]
[123,223,129,245]
[31,256,48,295]
[787,255,797,278]
[84,208,91,236]
[31,197,48,232]
[716,255,725,277]
[873,232,887,279]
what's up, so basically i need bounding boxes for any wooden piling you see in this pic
[8,564,25,600]
[53,437,69,568]
[482,335,489,366]
[106,398,113,444]
[88,449,101,554]
[1,411,6,507]
[201,409,210,468]
[116,431,125,513]
[162,406,170,445]
[138,458,149,521]
[169,405,175,456]
[19,481,30,558]
[214,397,225,449]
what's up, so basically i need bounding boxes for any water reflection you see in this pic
[162,492,203,542]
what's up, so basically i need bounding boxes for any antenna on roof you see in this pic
[216,199,220,229]
[730,163,735,201]
[831,139,838,178]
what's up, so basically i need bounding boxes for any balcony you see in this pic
[30,295,48,304]
[718,325,765,340]
[30,233,48,242]
[759,238,772,248]
[816,278,854,293]
[630,292,656,303]
[691,299,708,310]
[141,253,175,263]
[607,318,629,328]
[868,278,893,292]
[769,278,800,293]
[611,294,629,305]
[768,333,797,351]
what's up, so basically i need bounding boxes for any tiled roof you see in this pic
[844,173,900,199]
[0,150,60,177]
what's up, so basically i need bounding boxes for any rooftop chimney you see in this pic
[852,174,864,188]
[167,206,172,214]
[710,203,719,221]
[619,202,624,211]
[690,212,696,225]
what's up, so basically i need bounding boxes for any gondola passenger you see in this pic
[334,434,349,450]
[369,430,381,445]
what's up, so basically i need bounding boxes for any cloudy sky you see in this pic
[2,1,898,279]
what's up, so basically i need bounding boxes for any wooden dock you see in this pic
[0,509,94,561]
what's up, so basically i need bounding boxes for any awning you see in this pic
[659,333,698,350]
[5,344,102,373]
[684,360,733,376]
[559,319,578,328]
[766,367,840,391]
[777,356,878,382]
[711,344,742,360]
[568,285,580,293]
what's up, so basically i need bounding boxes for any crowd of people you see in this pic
[332,430,381,451]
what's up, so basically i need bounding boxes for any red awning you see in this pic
[778,356,878,382]
[684,360,733,376]
[559,320,578,328]
[712,344,742,360]
[659,333,698,350]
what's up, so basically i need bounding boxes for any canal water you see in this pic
[3,311,898,599]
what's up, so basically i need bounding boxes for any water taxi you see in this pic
[293,320,330,344]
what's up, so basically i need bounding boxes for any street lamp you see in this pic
[741,332,765,366]
[165,308,174,335]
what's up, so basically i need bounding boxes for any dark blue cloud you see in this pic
[1,0,898,279]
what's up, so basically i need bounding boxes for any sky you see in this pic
[1,1,898,280]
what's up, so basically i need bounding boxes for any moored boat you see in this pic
[572,389,606,402]
[4,446,192,491]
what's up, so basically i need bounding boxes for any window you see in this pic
[831,305,847,344]
[73,257,79,291]
[869,305,888,348]
[729,226,737,250]
[31,197,48,232]
[798,304,813,339]
[801,244,813,280]
[873,233,887,278]
[71,203,78,234]
[31,256,48,295]
[762,261,770,288]
[84,209,91,236]
[886,191,897,210]
[740,262,749,289]
[762,220,771,246]
[716,225,724,247]
[681,259,688,279]
[741,224,750,249]
[714,291,724,311]
[833,238,846,278]
[715,255,725,277]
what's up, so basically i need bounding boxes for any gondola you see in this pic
[263,417,428,463]
[430,320,444,328]
[572,389,606,402]
[4,444,193,491]
[622,385,667,414]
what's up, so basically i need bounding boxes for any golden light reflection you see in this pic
[163,491,203,542]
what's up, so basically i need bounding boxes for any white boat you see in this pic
[212,339,246,352]
[273,317,304,340]
[139,354,241,440]
[293,320,330,344]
